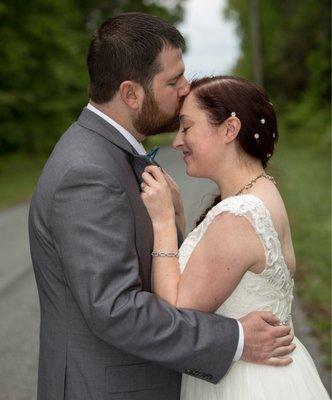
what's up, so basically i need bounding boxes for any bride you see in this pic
[140,76,329,399]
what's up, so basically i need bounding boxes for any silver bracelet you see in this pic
[151,251,179,258]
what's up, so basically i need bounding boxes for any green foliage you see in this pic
[0,152,47,209]
[0,0,88,153]
[272,122,331,367]
[224,0,331,366]
[0,0,185,155]
[224,0,331,106]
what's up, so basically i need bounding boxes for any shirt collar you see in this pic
[86,103,146,155]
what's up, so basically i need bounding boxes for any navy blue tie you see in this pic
[130,147,161,185]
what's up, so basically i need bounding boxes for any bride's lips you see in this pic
[183,151,191,161]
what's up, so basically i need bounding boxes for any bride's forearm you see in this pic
[151,221,180,306]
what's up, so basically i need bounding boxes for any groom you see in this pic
[29,12,294,400]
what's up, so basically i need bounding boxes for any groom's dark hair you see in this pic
[87,12,185,103]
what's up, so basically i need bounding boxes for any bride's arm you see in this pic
[141,166,265,311]
[151,221,180,304]
[175,212,264,312]
[163,171,186,236]
[141,166,181,304]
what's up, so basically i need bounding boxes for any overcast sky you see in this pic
[178,0,241,78]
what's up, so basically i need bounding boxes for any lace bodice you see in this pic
[179,194,294,324]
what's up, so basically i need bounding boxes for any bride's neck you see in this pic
[215,158,264,200]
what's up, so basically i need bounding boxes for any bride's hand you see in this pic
[163,171,185,217]
[141,166,175,227]
[163,171,186,234]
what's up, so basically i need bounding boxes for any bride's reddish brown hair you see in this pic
[192,76,279,226]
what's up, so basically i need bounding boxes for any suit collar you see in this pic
[77,107,138,155]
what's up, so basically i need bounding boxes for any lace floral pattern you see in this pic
[179,194,294,324]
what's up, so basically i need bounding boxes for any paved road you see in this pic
[0,147,330,399]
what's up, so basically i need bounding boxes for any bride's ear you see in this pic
[222,117,241,143]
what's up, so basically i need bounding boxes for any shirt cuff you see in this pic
[233,321,244,361]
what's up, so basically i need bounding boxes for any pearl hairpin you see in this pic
[231,112,236,117]
[260,118,265,124]
[254,133,260,139]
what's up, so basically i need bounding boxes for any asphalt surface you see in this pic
[0,146,330,399]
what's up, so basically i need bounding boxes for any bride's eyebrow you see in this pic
[179,114,193,123]
[179,114,194,126]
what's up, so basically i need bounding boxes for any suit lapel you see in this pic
[77,108,154,290]
[77,107,136,155]
[118,164,154,291]
[76,107,183,290]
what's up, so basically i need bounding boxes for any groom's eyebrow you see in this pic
[168,69,185,82]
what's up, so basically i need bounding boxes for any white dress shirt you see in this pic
[86,103,244,361]
[86,103,146,155]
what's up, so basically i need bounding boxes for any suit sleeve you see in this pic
[50,163,239,384]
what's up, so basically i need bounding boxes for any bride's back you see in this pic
[247,178,296,276]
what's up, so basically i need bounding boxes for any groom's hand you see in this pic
[239,311,295,366]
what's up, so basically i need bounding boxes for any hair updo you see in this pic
[192,76,279,226]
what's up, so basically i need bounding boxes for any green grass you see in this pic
[0,153,47,210]
[269,125,331,368]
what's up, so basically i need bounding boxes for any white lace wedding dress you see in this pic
[179,194,329,400]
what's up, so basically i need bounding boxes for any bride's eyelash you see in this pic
[181,127,190,133]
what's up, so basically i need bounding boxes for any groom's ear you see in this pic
[119,81,144,111]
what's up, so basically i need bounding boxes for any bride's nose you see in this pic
[172,131,184,150]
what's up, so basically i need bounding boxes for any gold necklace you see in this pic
[235,173,276,196]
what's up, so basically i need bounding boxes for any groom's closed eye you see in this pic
[168,70,185,85]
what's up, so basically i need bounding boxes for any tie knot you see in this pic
[146,146,160,161]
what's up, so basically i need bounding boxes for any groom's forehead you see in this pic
[155,47,185,78]
[157,46,184,68]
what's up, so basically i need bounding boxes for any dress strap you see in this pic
[204,195,294,293]
[200,194,280,269]
[181,194,294,297]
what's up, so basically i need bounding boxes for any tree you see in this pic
[224,0,331,107]
[0,0,185,154]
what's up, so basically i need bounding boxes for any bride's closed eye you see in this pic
[181,126,190,134]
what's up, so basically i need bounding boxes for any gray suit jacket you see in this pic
[29,107,239,400]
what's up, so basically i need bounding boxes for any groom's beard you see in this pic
[133,91,182,136]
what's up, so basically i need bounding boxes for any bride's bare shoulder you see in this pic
[249,181,296,274]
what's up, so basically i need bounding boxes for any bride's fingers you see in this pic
[272,343,296,358]
[163,171,177,186]
[141,171,158,187]
[163,172,172,186]
[265,356,293,367]
[144,165,167,184]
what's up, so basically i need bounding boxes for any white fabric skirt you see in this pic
[180,337,330,400]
